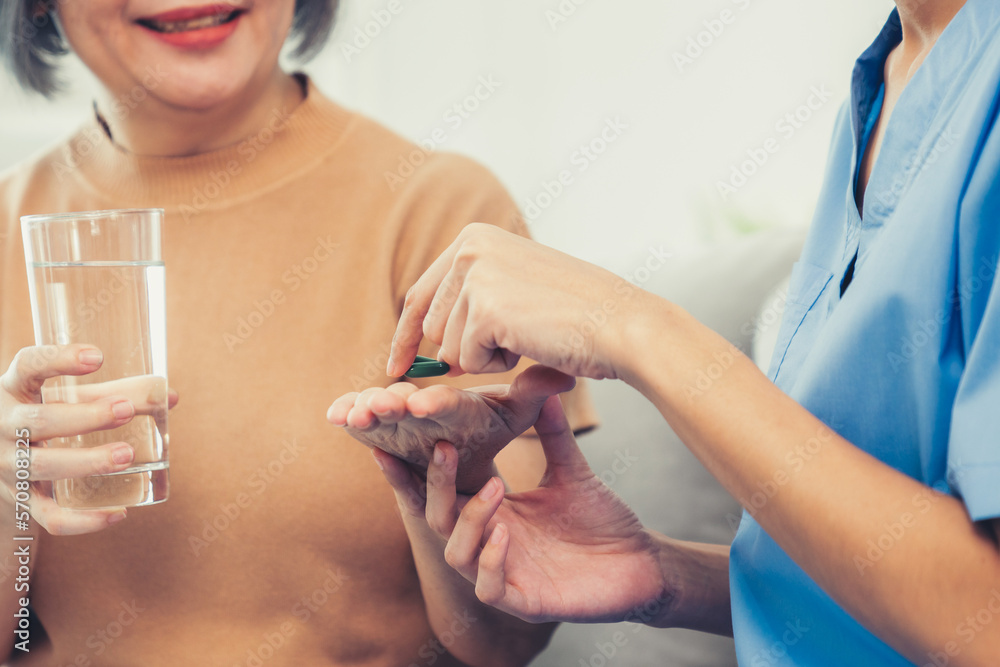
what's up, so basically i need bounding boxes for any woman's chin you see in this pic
[144,75,260,113]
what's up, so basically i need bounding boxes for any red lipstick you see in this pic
[136,4,244,50]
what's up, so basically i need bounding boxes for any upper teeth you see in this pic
[146,12,235,33]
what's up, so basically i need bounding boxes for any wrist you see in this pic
[616,295,746,415]
[644,531,733,635]
[612,290,686,388]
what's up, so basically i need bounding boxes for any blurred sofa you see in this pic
[531,228,805,666]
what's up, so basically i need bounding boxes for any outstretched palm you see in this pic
[328,365,575,492]
[482,473,668,624]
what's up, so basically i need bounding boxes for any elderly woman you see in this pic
[334,0,1000,664]
[0,1,595,665]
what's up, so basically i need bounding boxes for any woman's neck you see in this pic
[95,69,305,158]
[895,0,966,50]
[888,0,966,86]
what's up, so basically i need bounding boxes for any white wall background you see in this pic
[0,0,894,267]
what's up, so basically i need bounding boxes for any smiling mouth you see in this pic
[137,8,244,34]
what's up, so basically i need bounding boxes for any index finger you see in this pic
[387,237,464,377]
[1,345,105,400]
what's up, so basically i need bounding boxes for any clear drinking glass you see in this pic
[21,209,169,509]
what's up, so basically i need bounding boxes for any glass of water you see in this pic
[20,209,169,509]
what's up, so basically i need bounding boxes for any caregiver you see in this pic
[346,0,1000,664]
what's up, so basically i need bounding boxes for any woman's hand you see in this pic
[0,344,178,535]
[328,365,575,494]
[372,395,671,625]
[387,223,658,380]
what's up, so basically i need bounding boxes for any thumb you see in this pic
[535,395,591,482]
[505,364,577,431]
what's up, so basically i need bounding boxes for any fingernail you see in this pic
[111,444,133,465]
[491,523,506,545]
[111,400,134,422]
[79,349,103,367]
[371,450,385,471]
[433,446,446,466]
[107,510,127,525]
[479,477,500,501]
[385,356,395,375]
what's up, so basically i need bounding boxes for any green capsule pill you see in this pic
[404,355,450,378]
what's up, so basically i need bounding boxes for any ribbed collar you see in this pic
[62,76,356,214]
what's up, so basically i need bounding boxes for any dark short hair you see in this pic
[0,0,339,97]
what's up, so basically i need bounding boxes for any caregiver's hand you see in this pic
[388,223,656,380]
[0,345,179,535]
[328,365,575,494]
[389,395,670,625]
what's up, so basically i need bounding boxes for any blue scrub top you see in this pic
[730,2,1000,664]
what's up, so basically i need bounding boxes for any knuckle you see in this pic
[402,286,426,314]
[7,347,51,395]
[452,246,479,273]
[423,319,441,344]
[475,582,498,605]
[26,450,56,480]
[90,452,117,476]
[40,512,68,536]
[443,543,463,568]
[9,348,32,374]
[426,468,446,488]
[12,404,48,434]
[437,346,455,366]
[427,516,445,535]
[398,495,425,517]
[402,286,416,310]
